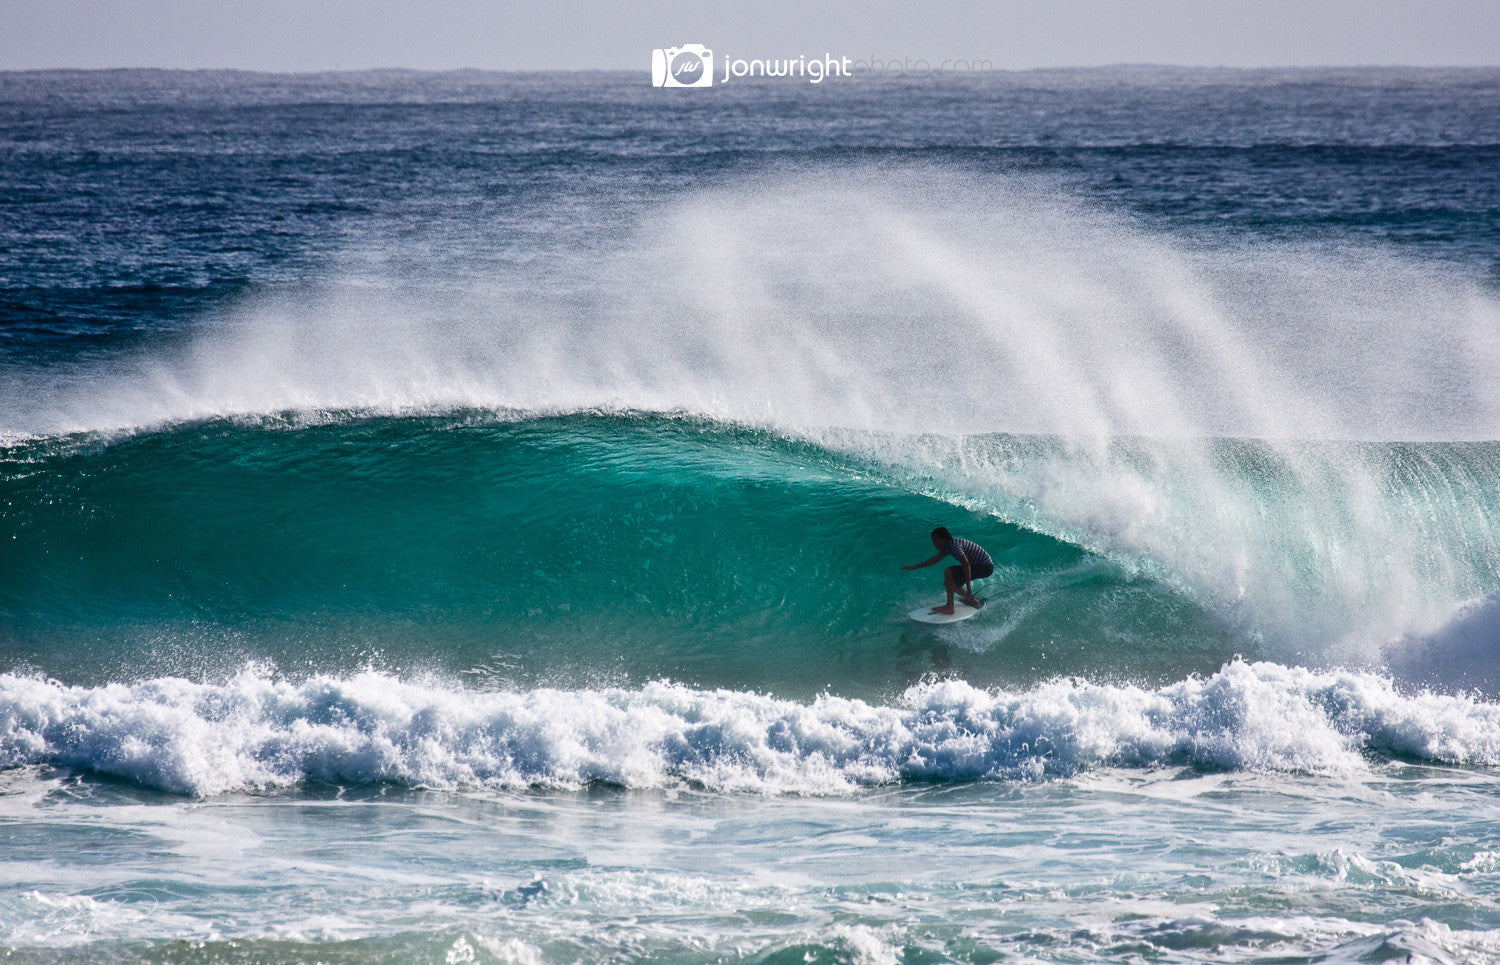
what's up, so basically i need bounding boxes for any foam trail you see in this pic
[3,662,1499,796]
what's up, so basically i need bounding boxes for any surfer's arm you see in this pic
[903,554,944,570]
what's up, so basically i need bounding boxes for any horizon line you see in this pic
[4,62,1500,77]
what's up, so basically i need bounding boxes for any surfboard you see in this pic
[907,600,984,624]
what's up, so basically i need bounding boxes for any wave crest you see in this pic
[3,662,1497,797]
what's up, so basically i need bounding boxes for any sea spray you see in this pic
[9,168,1499,442]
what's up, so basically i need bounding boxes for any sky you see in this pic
[2,0,1497,72]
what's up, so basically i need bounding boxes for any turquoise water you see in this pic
[5,68,1500,962]
[0,414,1237,693]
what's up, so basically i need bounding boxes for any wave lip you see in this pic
[3,661,1498,797]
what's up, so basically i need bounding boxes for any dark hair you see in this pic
[931,527,952,541]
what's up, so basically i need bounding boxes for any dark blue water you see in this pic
[4,69,1497,360]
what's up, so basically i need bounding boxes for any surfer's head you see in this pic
[930,527,952,546]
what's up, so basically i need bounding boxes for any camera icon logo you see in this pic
[651,44,714,88]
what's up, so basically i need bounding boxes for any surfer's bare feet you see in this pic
[931,604,956,615]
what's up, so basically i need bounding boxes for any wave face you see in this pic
[4,661,1498,796]
[0,413,1234,694]
[5,412,1500,697]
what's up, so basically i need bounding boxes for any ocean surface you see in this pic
[3,67,1500,962]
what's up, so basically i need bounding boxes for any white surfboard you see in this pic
[907,600,984,624]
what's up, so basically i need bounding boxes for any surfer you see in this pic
[903,527,993,615]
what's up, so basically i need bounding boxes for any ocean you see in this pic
[3,67,1500,962]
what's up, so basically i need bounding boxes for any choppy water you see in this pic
[3,67,1500,963]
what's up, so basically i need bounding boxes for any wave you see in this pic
[0,412,1234,694]
[5,168,1500,689]
[3,661,1497,797]
[6,411,1500,690]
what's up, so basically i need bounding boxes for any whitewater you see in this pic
[3,67,1500,962]
[6,663,1500,797]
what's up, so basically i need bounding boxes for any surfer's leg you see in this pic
[960,563,993,608]
[932,566,961,614]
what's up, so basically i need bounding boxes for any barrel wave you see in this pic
[6,407,1500,704]
[0,411,1236,696]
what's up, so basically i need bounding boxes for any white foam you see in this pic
[830,923,902,965]
[0,890,205,948]
[3,661,1498,797]
[1343,919,1500,964]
